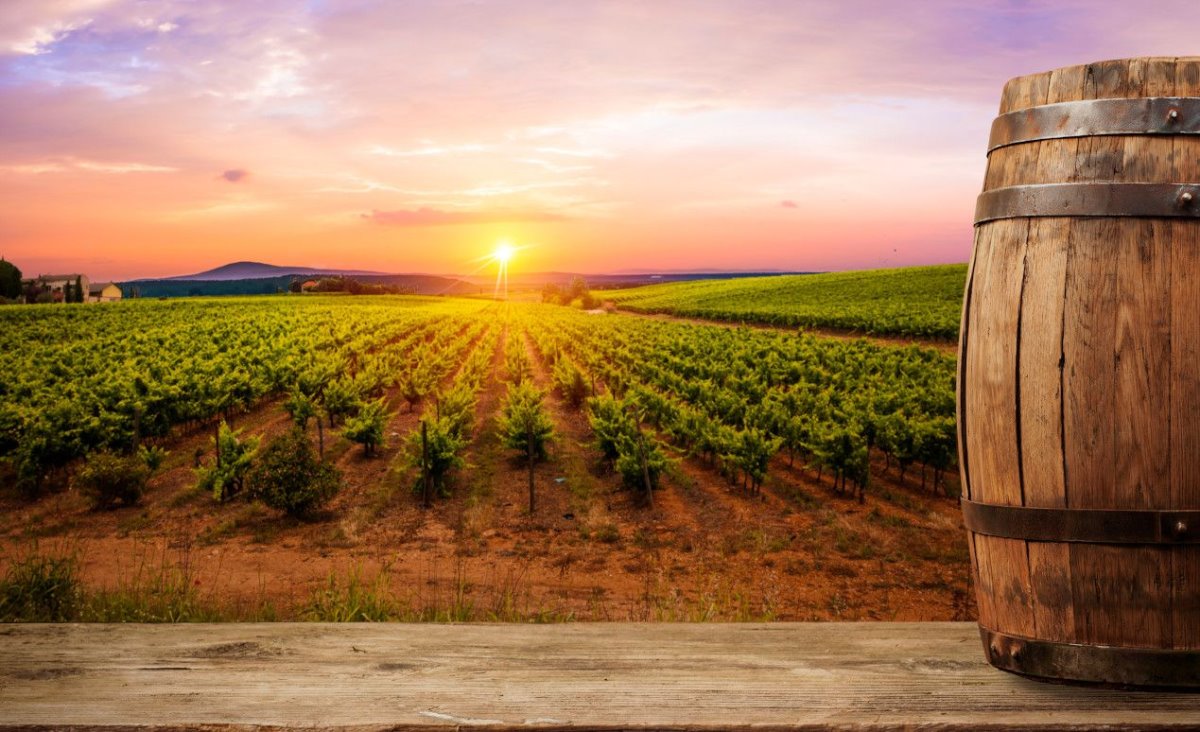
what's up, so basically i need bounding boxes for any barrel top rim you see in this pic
[1001,56,1200,99]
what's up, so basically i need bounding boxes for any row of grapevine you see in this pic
[597,265,965,339]
[0,297,492,492]
[524,305,957,501]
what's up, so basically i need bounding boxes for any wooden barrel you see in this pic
[960,57,1200,688]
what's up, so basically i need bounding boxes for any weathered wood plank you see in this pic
[0,623,1198,731]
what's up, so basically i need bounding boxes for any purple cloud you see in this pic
[364,207,568,226]
[220,169,249,183]
[780,200,797,209]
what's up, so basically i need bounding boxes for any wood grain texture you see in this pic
[966,57,1200,658]
[1,623,1199,731]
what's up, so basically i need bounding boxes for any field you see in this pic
[597,264,967,339]
[0,295,969,622]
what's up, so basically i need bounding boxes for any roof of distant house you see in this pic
[89,282,119,295]
[37,273,85,281]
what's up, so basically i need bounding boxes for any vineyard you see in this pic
[596,264,967,339]
[0,295,969,621]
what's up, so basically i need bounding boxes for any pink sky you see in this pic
[0,1,1196,280]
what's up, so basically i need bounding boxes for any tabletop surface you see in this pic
[1,622,1197,730]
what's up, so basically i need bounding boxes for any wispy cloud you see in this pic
[1,157,175,174]
[369,143,491,158]
[364,207,568,227]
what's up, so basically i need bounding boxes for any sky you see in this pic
[0,1,1197,280]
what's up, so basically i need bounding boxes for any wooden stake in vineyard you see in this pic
[636,427,653,509]
[420,419,431,509]
[527,425,535,515]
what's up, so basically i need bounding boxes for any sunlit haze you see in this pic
[0,1,1194,280]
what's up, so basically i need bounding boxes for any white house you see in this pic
[35,274,89,303]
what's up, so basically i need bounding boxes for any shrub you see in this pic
[77,451,150,508]
[249,428,341,517]
[0,552,81,621]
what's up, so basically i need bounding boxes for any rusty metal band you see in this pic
[989,97,1200,152]
[981,627,1200,689]
[975,183,1200,224]
[961,499,1200,544]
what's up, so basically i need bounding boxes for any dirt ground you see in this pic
[0,325,973,621]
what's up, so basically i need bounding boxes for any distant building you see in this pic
[88,282,123,303]
[300,279,319,292]
[34,274,89,303]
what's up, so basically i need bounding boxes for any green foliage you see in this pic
[586,394,667,493]
[342,397,389,456]
[0,258,21,300]
[587,394,634,462]
[398,367,433,412]
[283,388,317,429]
[724,428,782,493]
[546,301,955,500]
[497,381,554,463]
[321,378,361,427]
[598,264,966,338]
[614,431,668,492]
[196,421,258,502]
[0,297,489,484]
[76,451,150,508]
[0,551,81,622]
[138,444,169,472]
[434,384,477,441]
[248,428,341,517]
[504,339,532,384]
[552,357,589,408]
[409,416,467,496]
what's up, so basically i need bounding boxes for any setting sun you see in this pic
[494,240,516,265]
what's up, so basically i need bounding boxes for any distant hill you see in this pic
[123,261,809,299]
[124,272,480,299]
[169,261,390,281]
[462,271,806,288]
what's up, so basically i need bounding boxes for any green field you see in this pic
[597,264,967,339]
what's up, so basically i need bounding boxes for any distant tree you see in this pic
[567,275,589,302]
[62,281,72,303]
[289,278,302,293]
[541,282,563,304]
[73,275,83,303]
[0,259,22,299]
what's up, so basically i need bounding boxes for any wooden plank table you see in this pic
[0,622,1196,730]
